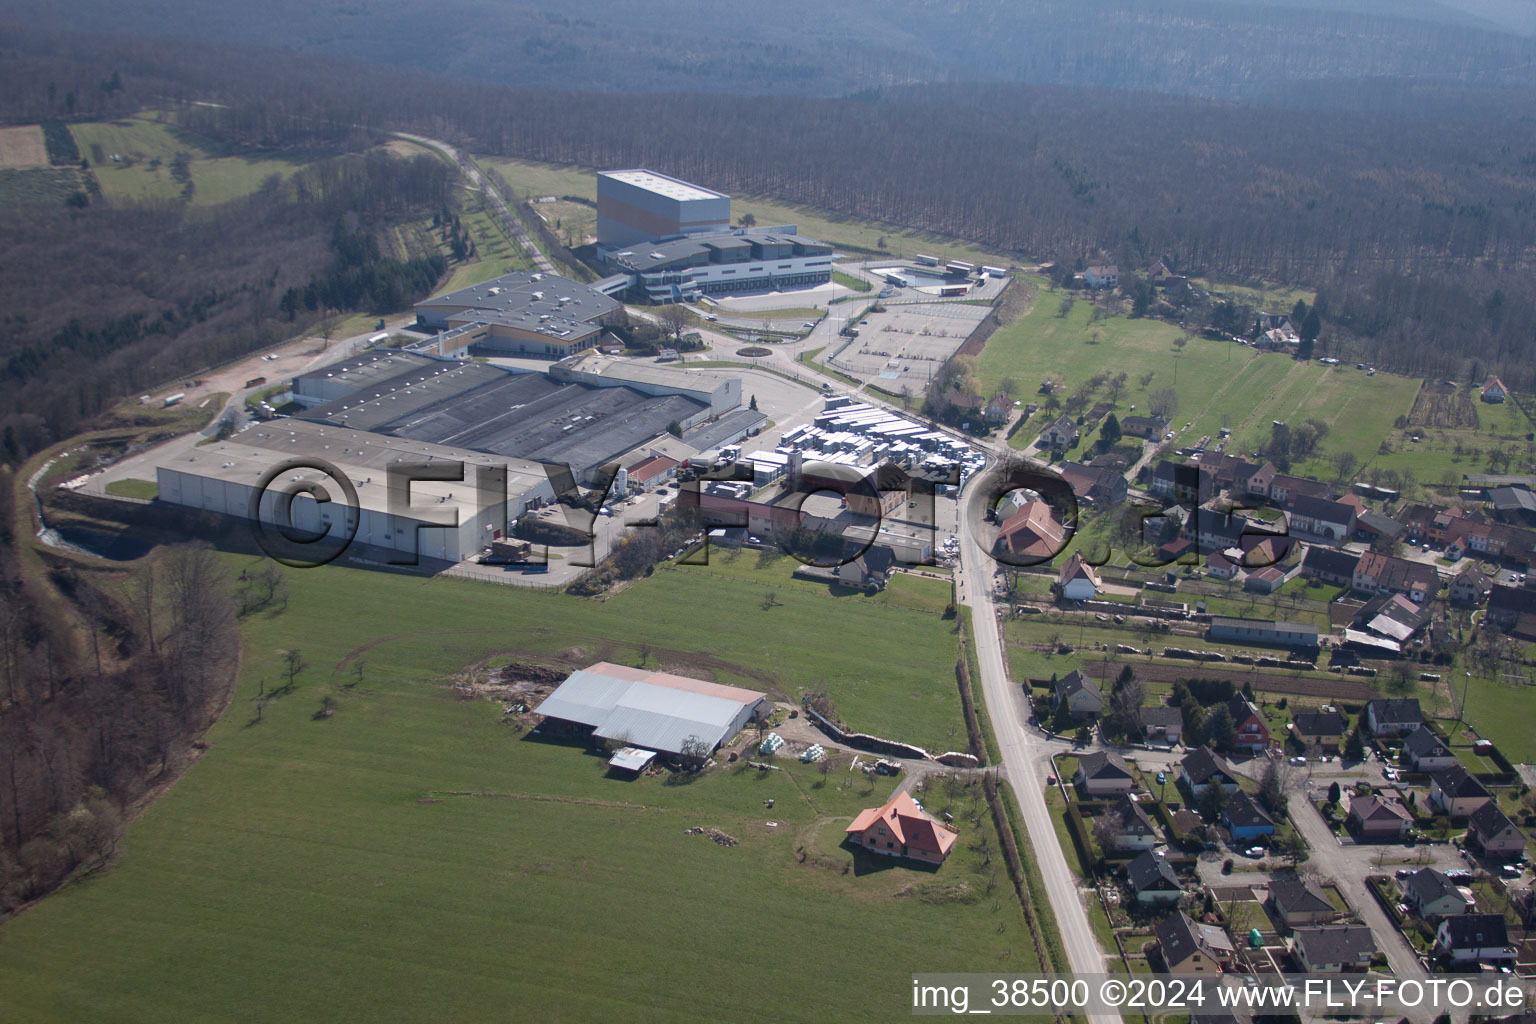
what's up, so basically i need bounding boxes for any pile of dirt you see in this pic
[684,826,738,847]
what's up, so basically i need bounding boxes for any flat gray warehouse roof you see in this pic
[415,270,620,323]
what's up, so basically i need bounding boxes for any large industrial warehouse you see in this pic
[155,418,556,564]
[597,169,731,248]
[534,662,767,757]
[412,270,622,357]
[294,360,713,485]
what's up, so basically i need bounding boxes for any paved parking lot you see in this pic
[825,301,990,387]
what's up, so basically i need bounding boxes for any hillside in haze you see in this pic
[4,0,1535,99]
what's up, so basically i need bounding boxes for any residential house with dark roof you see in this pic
[1355,592,1432,644]
[1468,803,1526,860]
[1347,795,1413,840]
[1364,698,1423,737]
[1206,551,1241,581]
[1403,725,1457,772]
[1107,794,1160,851]
[1143,706,1184,746]
[1152,460,1216,505]
[1450,566,1494,606]
[1429,765,1492,818]
[1268,475,1330,506]
[1436,914,1515,964]
[1302,545,1360,587]
[1128,850,1183,905]
[1053,669,1104,721]
[1291,925,1376,973]
[1223,790,1276,840]
[1290,711,1346,753]
[1268,875,1338,929]
[1076,750,1135,797]
[1401,868,1473,919]
[1488,584,1536,639]
[1037,413,1080,450]
[1179,747,1239,798]
[1058,461,1128,505]
[1084,264,1120,289]
[1352,551,1438,603]
[1155,910,1235,974]
[1353,510,1405,546]
[1286,494,1358,543]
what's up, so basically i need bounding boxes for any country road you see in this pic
[395,132,555,275]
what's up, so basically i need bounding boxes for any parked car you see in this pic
[1502,864,1524,879]
[1244,846,1266,858]
[1290,756,1307,766]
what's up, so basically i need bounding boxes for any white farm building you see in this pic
[534,662,767,757]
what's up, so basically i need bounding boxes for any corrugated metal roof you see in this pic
[535,664,764,755]
[532,670,636,727]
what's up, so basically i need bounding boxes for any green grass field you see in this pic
[103,478,158,500]
[70,115,330,207]
[0,552,1033,1021]
[978,287,1426,482]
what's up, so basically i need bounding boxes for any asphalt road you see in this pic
[958,469,1120,1023]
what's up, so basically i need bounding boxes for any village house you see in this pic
[844,790,959,865]
[1058,461,1128,505]
[1225,693,1271,754]
[1290,711,1346,754]
[1268,875,1338,930]
[1401,868,1474,919]
[1429,765,1493,818]
[996,498,1067,562]
[1152,460,1217,505]
[1351,551,1438,603]
[1179,747,1239,799]
[1107,794,1160,851]
[1402,725,1457,773]
[1347,795,1413,840]
[1285,494,1357,542]
[1075,750,1136,797]
[1302,546,1360,587]
[1468,803,1526,860]
[1291,925,1375,973]
[1053,669,1104,721]
[1120,414,1169,441]
[1206,550,1241,581]
[1057,551,1102,602]
[1364,698,1423,737]
[1142,706,1184,747]
[1128,850,1183,905]
[1155,911,1235,974]
[1450,566,1494,606]
[1482,375,1509,403]
[1036,413,1080,450]
[1435,914,1515,965]
[1223,790,1276,841]
[1083,264,1120,289]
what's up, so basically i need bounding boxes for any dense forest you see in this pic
[0,149,452,457]
[5,0,1536,99]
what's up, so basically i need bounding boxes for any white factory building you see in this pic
[597,169,731,248]
[155,419,555,565]
[551,351,741,416]
[534,662,767,756]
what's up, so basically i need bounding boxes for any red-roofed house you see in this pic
[625,454,680,493]
[1482,376,1508,404]
[846,790,960,865]
[996,499,1067,562]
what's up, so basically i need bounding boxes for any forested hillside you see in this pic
[5,26,1536,388]
[5,0,1536,99]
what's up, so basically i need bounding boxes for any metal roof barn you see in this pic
[534,663,767,757]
